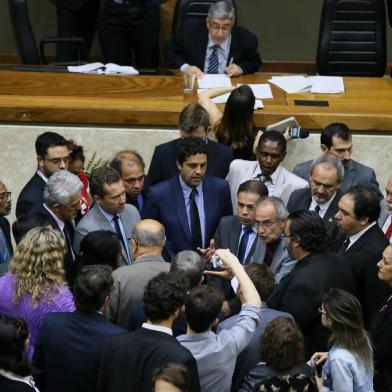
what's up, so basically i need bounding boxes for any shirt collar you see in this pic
[36,169,48,183]
[310,192,337,212]
[179,176,203,195]
[207,34,231,52]
[0,369,39,392]
[43,203,65,231]
[142,323,173,336]
[253,164,282,185]
[97,204,116,222]
[241,223,257,234]
[349,221,377,244]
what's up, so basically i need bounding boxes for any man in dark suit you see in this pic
[32,265,124,392]
[32,170,82,282]
[148,103,233,185]
[0,181,13,274]
[166,1,261,77]
[293,123,383,200]
[143,137,233,261]
[109,150,149,213]
[51,0,100,62]
[287,154,344,250]
[335,186,391,326]
[268,210,356,357]
[98,271,200,392]
[16,132,70,218]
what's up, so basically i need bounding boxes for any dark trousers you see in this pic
[55,0,100,62]
[98,1,160,68]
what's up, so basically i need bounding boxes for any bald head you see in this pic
[131,219,166,259]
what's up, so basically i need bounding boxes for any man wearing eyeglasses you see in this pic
[0,181,13,274]
[166,1,261,77]
[16,132,70,218]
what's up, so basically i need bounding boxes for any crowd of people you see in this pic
[1,1,392,391]
[0,99,391,392]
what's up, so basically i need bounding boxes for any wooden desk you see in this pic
[0,71,391,130]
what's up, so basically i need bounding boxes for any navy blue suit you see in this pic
[142,175,233,261]
[32,310,124,392]
[16,172,46,218]
[147,138,233,185]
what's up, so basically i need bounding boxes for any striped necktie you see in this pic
[207,44,219,74]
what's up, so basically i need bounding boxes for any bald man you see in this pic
[105,219,170,328]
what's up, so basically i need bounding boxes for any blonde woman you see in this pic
[0,226,75,360]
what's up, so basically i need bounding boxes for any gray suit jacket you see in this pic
[106,254,169,328]
[226,160,308,207]
[293,158,383,200]
[378,199,390,229]
[74,204,140,264]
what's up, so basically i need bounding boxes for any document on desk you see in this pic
[269,76,312,93]
[309,76,345,93]
[197,89,263,108]
[197,74,232,88]
[68,62,139,75]
[238,83,273,99]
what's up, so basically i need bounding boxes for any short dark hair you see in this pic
[76,231,122,271]
[260,317,304,370]
[178,103,210,134]
[175,137,208,165]
[67,140,85,163]
[0,314,31,377]
[170,250,204,288]
[258,130,287,154]
[73,265,114,312]
[288,210,328,252]
[143,272,189,323]
[12,213,52,244]
[185,284,224,333]
[320,123,351,149]
[237,179,269,198]
[345,186,380,223]
[153,363,190,392]
[35,131,68,157]
[245,263,275,301]
[89,166,121,198]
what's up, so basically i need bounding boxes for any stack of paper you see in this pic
[68,62,139,75]
[308,76,345,93]
[269,76,312,93]
[197,74,232,88]
[238,83,273,99]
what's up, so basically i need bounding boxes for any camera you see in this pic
[211,255,223,269]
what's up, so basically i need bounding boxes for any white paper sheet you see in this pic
[309,76,345,93]
[238,83,273,99]
[198,89,263,108]
[268,75,312,93]
[197,74,232,88]
[68,62,138,75]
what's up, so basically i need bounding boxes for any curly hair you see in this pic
[9,226,67,307]
[260,317,304,370]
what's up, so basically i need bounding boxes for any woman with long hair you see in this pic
[199,85,258,160]
[0,226,75,359]
[0,315,39,391]
[311,288,373,391]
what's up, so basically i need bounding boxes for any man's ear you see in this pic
[211,318,219,327]
[93,195,100,204]
[52,203,62,214]
[176,160,182,172]
[320,144,329,154]
[37,155,44,168]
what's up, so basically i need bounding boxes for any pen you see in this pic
[228,57,234,66]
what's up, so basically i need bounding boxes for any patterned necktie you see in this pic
[315,205,321,215]
[207,44,219,74]
[341,237,350,253]
[385,220,392,240]
[189,188,202,249]
[237,226,253,265]
[113,215,129,263]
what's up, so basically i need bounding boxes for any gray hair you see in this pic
[208,1,235,20]
[132,223,166,247]
[255,196,288,220]
[44,170,82,207]
[170,251,204,288]
[310,154,344,183]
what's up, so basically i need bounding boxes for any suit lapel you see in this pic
[229,217,242,255]
[341,160,355,190]
[227,27,240,66]
[247,234,263,264]
[197,29,209,70]
[323,190,341,227]
[172,177,192,243]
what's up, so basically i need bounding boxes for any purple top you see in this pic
[0,273,75,360]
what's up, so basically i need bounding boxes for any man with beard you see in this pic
[379,176,392,242]
[287,154,344,249]
[0,181,13,273]
[16,132,70,217]
[293,123,383,200]
[268,210,355,357]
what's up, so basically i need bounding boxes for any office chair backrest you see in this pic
[8,0,41,64]
[316,0,386,76]
[172,0,237,36]
[258,373,318,392]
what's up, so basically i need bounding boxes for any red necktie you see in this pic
[385,220,392,240]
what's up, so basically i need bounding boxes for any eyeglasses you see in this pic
[255,219,279,228]
[318,307,327,315]
[46,156,71,165]
[208,22,232,32]
[0,192,11,201]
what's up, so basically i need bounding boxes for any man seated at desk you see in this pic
[166,1,261,77]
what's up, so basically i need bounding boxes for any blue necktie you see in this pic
[113,215,129,263]
[207,44,219,74]
[237,226,253,265]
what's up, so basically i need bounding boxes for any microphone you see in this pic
[289,127,309,139]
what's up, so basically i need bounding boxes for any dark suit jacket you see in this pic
[16,172,46,218]
[0,216,13,255]
[125,175,150,213]
[148,138,233,185]
[293,158,383,201]
[0,375,36,391]
[142,175,233,261]
[166,24,261,74]
[50,0,93,11]
[32,310,124,392]
[268,251,356,357]
[338,224,391,326]
[97,327,200,392]
[287,188,344,250]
